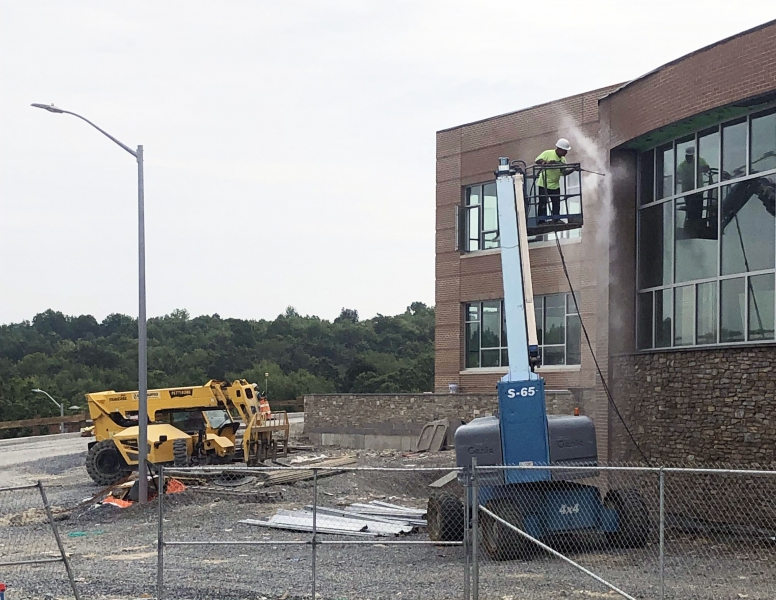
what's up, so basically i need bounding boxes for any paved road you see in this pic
[0,432,86,469]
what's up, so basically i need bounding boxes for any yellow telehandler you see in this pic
[84,379,289,485]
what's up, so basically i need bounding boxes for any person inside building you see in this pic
[678,146,712,236]
[535,138,572,221]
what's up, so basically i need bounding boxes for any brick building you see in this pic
[435,20,776,464]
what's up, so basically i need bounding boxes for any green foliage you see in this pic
[0,303,435,428]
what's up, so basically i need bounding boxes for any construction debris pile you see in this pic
[241,500,427,537]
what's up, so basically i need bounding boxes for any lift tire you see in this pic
[427,493,464,542]
[173,438,189,468]
[481,498,532,561]
[604,489,651,548]
[86,440,131,486]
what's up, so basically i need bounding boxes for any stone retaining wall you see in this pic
[303,390,589,451]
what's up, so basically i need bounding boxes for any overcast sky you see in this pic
[1,1,774,325]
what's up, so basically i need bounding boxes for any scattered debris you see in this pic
[259,455,357,487]
[428,470,459,489]
[211,474,256,487]
[289,454,328,465]
[416,419,449,452]
[241,500,426,537]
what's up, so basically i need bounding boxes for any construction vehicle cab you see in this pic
[427,157,650,559]
[84,379,289,486]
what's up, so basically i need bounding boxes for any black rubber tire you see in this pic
[173,438,189,468]
[604,489,651,548]
[85,440,131,486]
[481,498,532,561]
[427,493,464,542]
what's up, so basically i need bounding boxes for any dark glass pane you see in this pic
[750,109,776,174]
[676,136,696,194]
[638,202,673,288]
[501,303,508,345]
[674,284,695,346]
[722,118,747,180]
[748,273,775,341]
[466,319,480,368]
[655,288,672,348]
[656,144,674,200]
[542,346,564,366]
[544,294,565,345]
[696,282,717,345]
[466,185,481,206]
[639,149,655,205]
[675,189,718,283]
[721,176,776,275]
[566,315,581,365]
[481,349,500,368]
[535,304,543,345]
[697,127,720,187]
[466,321,480,352]
[483,231,499,249]
[466,303,479,322]
[637,292,653,349]
[501,349,509,367]
[481,302,500,348]
[720,277,745,342]
[482,183,499,249]
[467,205,480,252]
[566,292,581,315]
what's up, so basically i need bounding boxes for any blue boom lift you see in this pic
[427,157,650,560]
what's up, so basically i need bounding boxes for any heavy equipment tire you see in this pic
[481,498,532,561]
[427,493,464,542]
[173,439,189,468]
[604,489,651,548]
[86,440,131,486]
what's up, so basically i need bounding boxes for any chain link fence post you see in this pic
[37,481,82,600]
[463,464,471,600]
[311,467,318,600]
[471,457,479,600]
[659,466,665,600]
[157,464,165,600]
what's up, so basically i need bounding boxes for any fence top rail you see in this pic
[475,465,776,475]
[0,482,41,493]
[161,464,776,476]
[163,466,463,474]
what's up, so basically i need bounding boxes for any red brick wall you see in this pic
[435,85,620,402]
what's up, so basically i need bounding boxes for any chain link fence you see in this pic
[0,482,81,600]
[157,464,465,600]
[152,462,776,600]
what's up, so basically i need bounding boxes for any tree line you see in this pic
[0,303,434,427]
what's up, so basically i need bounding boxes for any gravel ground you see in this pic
[1,448,775,600]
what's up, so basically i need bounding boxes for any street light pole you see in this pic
[31,103,149,504]
[31,388,64,433]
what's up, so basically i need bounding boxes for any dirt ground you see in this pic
[1,435,775,600]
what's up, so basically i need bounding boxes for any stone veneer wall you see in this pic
[304,390,588,442]
[610,347,776,466]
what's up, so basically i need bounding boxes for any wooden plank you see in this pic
[0,413,90,431]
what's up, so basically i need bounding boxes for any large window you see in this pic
[637,106,776,350]
[462,179,581,253]
[535,293,582,366]
[464,294,581,368]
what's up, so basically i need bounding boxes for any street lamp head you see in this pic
[69,405,81,411]
[32,388,43,393]
[31,103,65,114]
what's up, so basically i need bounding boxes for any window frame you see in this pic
[636,104,776,351]
[462,180,582,254]
[464,295,582,369]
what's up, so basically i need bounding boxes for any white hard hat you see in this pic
[556,138,572,151]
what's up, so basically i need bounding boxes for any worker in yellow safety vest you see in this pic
[535,138,572,221]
